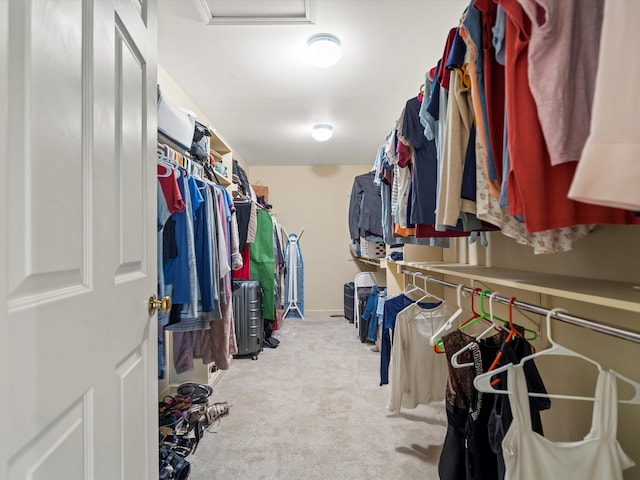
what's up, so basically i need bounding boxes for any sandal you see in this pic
[159,395,192,418]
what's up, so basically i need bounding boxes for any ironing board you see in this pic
[283,228,304,319]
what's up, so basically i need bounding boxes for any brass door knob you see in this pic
[148,294,172,316]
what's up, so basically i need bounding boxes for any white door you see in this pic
[0,0,158,478]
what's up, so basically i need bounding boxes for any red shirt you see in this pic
[499,0,638,231]
[158,165,186,214]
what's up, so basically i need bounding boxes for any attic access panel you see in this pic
[194,0,314,25]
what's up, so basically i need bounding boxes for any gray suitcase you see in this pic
[232,280,264,360]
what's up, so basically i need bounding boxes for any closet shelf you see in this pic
[348,246,387,269]
[389,261,640,314]
[212,171,231,187]
[207,127,234,188]
[355,257,387,268]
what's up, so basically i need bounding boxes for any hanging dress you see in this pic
[501,365,634,480]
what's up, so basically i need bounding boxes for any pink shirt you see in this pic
[518,0,605,166]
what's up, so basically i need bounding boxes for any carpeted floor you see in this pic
[187,311,447,479]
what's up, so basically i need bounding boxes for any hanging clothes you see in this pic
[501,365,634,480]
[498,0,637,232]
[348,171,383,242]
[379,294,442,386]
[386,301,454,413]
[438,325,549,480]
[521,0,605,166]
[157,147,240,374]
[250,209,276,322]
[568,0,640,211]
[486,335,550,479]
[439,328,510,480]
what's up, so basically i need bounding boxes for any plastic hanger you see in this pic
[430,284,465,347]
[473,308,640,404]
[486,297,524,386]
[434,285,482,354]
[475,291,507,341]
[413,275,444,304]
[434,287,483,354]
[457,289,489,330]
[477,292,538,342]
[157,159,174,177]
[403,272,424,298]
[450,291,505,368]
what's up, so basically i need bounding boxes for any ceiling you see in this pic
[158,0,470,167]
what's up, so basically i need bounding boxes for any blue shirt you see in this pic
[380,294,441,386]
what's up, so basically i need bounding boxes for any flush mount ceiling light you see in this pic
[306,33,342,68]
[311,124,333,141]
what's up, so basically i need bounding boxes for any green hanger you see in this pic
[476,289,538,341]
[458,289,494,332]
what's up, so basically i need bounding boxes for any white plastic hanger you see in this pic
[430,284,465,346]
[157,160,174,177]
[473,308,640,404]
[413,275,444,304]
[403,272,425,298]
[450,291,503,368]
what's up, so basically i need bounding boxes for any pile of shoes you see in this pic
[159,382,231,479]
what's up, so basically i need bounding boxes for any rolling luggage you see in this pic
[232,280,264,360]
[344,282,355,322]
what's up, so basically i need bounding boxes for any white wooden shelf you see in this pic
[389,261,640,314]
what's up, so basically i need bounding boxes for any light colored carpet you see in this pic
[187,311,447,479]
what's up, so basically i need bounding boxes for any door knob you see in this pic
[148,294,172,316]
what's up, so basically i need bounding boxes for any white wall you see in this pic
[249,165,373,312]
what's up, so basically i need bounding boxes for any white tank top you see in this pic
[502,364,635,480]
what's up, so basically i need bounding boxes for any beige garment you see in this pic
[437,62,476,227]
[246,186,258,244]
[568,0,640,210]
[387,302,452,413]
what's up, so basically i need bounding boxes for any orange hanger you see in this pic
[488,296,524,386]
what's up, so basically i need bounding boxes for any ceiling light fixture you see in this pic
[311,124,333,142]
[306,33,342,68]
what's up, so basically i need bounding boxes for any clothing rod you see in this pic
[401,268,640,344]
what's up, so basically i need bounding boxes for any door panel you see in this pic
[8,396,90,480]
[7,0,88,305]
[115,17,146,279]
[0,0,157,478]
[117,347,147,480]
